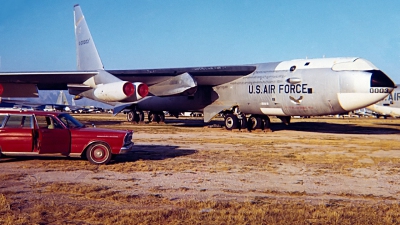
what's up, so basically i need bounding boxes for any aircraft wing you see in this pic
[107,65,256,86]
[0,71,98,97]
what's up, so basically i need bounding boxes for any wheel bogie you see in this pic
[248,116,262,130]
[127,110,145,123]
[148,111,165,123]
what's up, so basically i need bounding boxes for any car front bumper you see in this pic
[119,142,134,154]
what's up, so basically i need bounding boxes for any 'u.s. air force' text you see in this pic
[248,84,312,94]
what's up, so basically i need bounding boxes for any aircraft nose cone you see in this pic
[338,70,395,111]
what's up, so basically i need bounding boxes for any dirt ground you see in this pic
[1,115,400,212]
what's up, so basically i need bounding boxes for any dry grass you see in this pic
[2,115,400,224]
[1,188,400,224]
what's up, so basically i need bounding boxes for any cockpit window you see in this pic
[58,113,84,128]
[370,70,395,88]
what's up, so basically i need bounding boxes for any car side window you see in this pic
[35,115,63,129]
[3,115,33,128]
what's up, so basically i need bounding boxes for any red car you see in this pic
[0,110,134,165]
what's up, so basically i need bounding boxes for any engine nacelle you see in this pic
[131,82,149,101]
[93,81,148,102]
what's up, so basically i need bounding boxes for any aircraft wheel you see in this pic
[132,111,144,123]
[248,116,262,130]
[261,116,271,130]
[148,112,156,122]
[239,114,247,130]
[86,142,112,165]
[159,112,165,123]
[127,111,134,122]
[278,116,291,125]
[138,111,145,122]
[225,114,238,130]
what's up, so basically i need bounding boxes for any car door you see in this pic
[35,115,70,155]
[0,114,34,153]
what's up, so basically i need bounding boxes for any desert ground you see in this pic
[1,114,400,224]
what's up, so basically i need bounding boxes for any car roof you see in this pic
[0,110,64,116]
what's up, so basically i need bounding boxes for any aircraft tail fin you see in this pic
[74,4,104,70]
[56,91,69,105]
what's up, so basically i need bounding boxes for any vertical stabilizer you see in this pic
[56,91,69,105]
[74,4,104,70]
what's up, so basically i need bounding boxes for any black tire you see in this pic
[148,112,155,122]
[127,111,134,122]
[159,112,165,122]
[248,116,262,130]
[86,143,112,165]
[132,111,141,123]
[225,114,238,130]
[239,116,247,130]
[138,111,145,122]
[261,116,271,130]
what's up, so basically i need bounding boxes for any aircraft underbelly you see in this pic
[137,87,214,112]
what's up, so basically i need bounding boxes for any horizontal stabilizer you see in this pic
[148,72,197,96]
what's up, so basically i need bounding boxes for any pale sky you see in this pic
[1,0,400,83]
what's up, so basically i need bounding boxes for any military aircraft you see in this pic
[366,85,400,118]
[71,4,395,130]
[0,7,150,107]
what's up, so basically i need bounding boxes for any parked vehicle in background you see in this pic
[0,110,134,164]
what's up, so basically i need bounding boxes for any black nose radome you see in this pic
[370,70,395,88]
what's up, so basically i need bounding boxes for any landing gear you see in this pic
[126,110,145,123]
[148,111,165,123]
[248,115,262,130]
[225,114,238,130]
[247,115,271,131]
[277,116,291,125]
[224,112,247,130]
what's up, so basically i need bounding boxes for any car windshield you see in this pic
[57,113,85,128]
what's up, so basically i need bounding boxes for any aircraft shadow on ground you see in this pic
[161,118,400,135]
[271,122,400,135]
[165,118,216,128]
[0,145,197,164]
[112,145,197,164]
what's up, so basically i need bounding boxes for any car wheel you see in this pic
[86,143,112,165]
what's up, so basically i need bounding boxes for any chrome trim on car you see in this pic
[119,142,134,154]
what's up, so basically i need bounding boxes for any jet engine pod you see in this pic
[93,81,135,102]
[134,82,149,99]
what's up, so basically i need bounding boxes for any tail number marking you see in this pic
[79,38,90,45]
